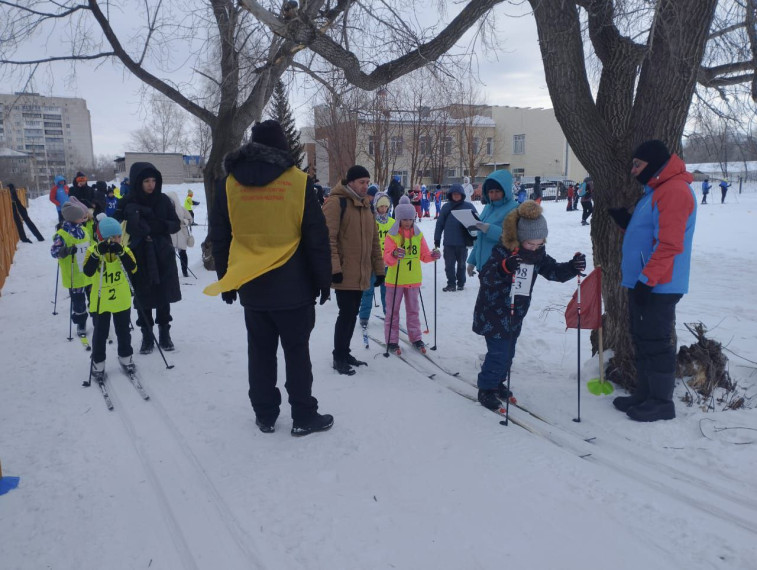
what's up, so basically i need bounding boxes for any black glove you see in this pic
[503,254,521,273]
[571,252,587,273]
[632,280,653,306]
[59,245,76,258]
[109,242,124,256]
[96,241,110,255]
[607,207,632,230]
[221,290,237,304]
[434,241,440,249]
[332,272,343,284]
[319,287,331,305]
[374,275,385,288]
[148,219,165,234]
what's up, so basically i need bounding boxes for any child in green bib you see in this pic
[382,196,441,354]
[82,217,138,382]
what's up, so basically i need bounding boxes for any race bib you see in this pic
[512,263,535,298]
[75,240,90,271]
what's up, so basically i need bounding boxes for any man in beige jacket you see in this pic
[323,165,386,375]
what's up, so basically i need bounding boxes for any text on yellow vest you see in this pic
[86,246,135,313]
[57,227,93,288]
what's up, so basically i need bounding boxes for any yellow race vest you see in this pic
[184,195,194,211]
[376,217,395,255]
[86,245,134,313]
[204,168,307,295]
[385,231,423,286]
[57,228,93,288]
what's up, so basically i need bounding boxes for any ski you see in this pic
[121,364,150,400]
[79,335,91,351]
[94,373,114,410]
[362,325,369,349]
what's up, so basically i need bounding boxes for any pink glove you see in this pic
[393,248,406,259]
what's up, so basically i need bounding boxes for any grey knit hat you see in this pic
[393,195,416,221]
[61,196,88,222]
[517,214,548,243]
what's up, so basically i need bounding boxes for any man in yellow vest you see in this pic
[205,120,333,437]
[323,165,385,375]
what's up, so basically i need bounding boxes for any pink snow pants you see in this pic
[384,286,422,344]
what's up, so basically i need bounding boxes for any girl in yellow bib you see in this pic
[82,217,138,383]
[383,196,441,353]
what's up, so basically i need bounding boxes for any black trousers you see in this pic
[244,305,318,423]
[92,309,133,364]
[581,200,593,223]
[12,204,44,242]
[178,249,188,274]
[135,301,172,329]
[628,291,682,403]
[333,289,363,360]
[443,245,467,287]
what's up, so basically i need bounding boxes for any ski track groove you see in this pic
[369,333,757,537]
[106,372,267,570]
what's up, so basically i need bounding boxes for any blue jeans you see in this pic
[477,334,519,390]
[359,272,386,321]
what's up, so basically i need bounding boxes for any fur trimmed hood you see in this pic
[501,200,544,251]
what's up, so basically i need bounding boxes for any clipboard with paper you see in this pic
[450,209,481,230]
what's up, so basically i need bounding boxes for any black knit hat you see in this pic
[632,140,671,184]
[346,165,370,183]
[251,120,289,152]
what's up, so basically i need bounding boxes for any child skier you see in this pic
[434,184,443,219]
[472,201,586,410]
[82,217,138,382]
[359,192,393,328]
[383,196,441,354]
[105,187,118,217]
[420,185,431,218]
[50,196,93,338]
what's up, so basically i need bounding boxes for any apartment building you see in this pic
[0,92,94,189]
[314,102,587,188]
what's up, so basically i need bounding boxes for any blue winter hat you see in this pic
[98,217,122,240]
[367,184,379,197]
[448,183,465,198]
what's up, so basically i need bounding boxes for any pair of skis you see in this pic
[88,364,150,411]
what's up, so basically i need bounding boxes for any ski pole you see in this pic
[431,259,437,350]
[85,256,106,388]
[573,272,582,423]
[175,250,197,279]
[504,285,516,426]
[418,286,430,334]
[53,264,60,315]
[67,249,75,341]
[384,245,403,357]
[118,257,175,370]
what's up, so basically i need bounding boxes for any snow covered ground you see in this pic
[1,184,757,570]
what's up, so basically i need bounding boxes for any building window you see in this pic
[513,168,525,176]
[486,137,493,155]
[446,168,456,178]
[419,136,431,156]
[390,136,403,156]
[472,137,480,154]
[444,136,453,156]
[513,134,525,155]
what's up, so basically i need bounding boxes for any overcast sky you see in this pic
[4,3,551,159]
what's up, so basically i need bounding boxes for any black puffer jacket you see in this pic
[113,162,181,308]
[209,142,331,311]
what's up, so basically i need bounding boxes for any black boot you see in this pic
[333,359,356,376]
[612,393,647,412]
[626,399,675,422]
[158,325,175,351]
[291,413,334,436]
[140,328,154,354]
[345,354,367,367]
[478,389,502,411]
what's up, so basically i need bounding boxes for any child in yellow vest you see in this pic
[184,190,200,225]
[359,191,393,326]
[50,196,93,338]
[82,217,138,382]
[383,196,441,354]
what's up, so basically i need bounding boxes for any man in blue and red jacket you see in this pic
[608,139,697,422]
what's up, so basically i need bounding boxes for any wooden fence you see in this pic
[0,183,28,295]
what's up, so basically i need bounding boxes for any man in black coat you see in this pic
[387,175,405,209]
[114,162,181,354]
[208,120,334,437]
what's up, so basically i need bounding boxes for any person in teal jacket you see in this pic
[466,169,518,276]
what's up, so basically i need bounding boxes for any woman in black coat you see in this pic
[114,162,181,353]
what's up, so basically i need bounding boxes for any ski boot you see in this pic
[412,340,427,354]
[89,361,106,386]
[387,342,401,355]
[478,389,502,411]
[119,355,137,375]
[77,322,87,338]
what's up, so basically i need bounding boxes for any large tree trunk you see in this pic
[529,0,717,390]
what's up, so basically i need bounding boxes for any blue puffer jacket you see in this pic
[466,170,518,270]
[621,154,696,294]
